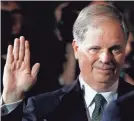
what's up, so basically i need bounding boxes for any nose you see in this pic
[99,51,112,63]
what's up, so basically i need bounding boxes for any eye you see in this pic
[88,47,100,54]
[113,49,120,52]
[111,46,122,55]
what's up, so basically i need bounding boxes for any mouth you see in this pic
[95,67,115,73]
[97,67,114,70]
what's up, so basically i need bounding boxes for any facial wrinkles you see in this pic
[78,26,104,64]
[96,20,124,49]
[78,19,125,61]
[79,21,124,68]
[94,22,125,69]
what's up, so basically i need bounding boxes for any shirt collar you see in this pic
[79,75,118,108]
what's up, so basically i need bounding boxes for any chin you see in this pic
[95,75,116,83]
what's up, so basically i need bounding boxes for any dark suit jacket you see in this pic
[101,90,134,121]
[2,77,134,121]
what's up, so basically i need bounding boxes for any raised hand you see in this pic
[2,36,40,104]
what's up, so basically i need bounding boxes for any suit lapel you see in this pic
[60,77,134,121]
[62,80,88,121]
[47,79,88,121]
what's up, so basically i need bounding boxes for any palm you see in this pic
[3,36,40,102]
[4,62,35,92]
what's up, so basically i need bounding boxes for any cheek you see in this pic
[115,54,125,67]
[78,52,96,72]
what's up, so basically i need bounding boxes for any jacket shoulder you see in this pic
[27,80,78,118]
[34,80,77,102]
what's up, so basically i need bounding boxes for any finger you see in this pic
[13,38,20,61]
[31,63,40,78]
[6,45,13,64]
[24,40,30,69]
[19,36,25,62]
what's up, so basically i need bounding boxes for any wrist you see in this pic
[2,89,24,104]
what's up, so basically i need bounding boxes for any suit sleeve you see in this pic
[1,99,22,116]
[1,92,60,121]
[1,100,24,121]
[1,97,38,121]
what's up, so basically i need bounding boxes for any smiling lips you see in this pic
[95,65,115,72]
[97,67,114,70]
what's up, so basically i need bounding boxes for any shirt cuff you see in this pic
[1,97,23,116]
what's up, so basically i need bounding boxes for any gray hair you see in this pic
[73,4,129,43]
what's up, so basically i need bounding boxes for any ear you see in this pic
[72,40,79,59]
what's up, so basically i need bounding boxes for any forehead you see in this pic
[82,19,125,47]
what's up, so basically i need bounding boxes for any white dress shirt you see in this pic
[79,75,118,119]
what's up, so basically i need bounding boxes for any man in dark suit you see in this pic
[1,3,134,121]
[101,91,134,121]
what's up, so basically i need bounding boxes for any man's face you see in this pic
[73,20,126,88]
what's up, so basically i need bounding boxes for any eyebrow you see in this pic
[83,45,101,50]
[109,44,122,50]
[84,44,123,50]
[110,44,122,48]
[88,46,101,49]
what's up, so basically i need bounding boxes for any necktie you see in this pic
[92,94,107,121]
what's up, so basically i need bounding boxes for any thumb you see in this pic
[31,63,40,78]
